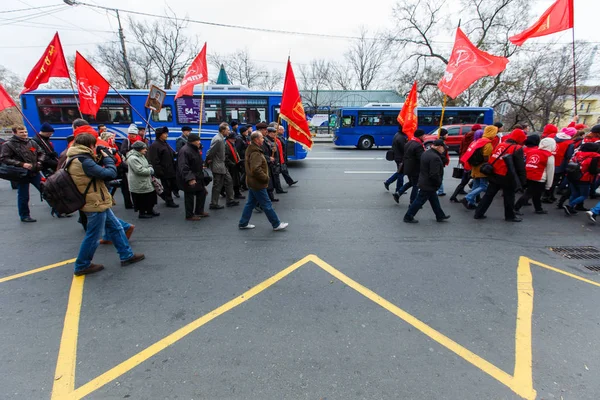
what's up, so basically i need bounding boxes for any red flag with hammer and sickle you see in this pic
[280,59,313,150]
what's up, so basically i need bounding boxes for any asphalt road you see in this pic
[1,141,599,400]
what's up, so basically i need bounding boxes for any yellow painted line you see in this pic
[70,254,313,399]
[530,258,600,288]
[0,258,76,283]
[51,276,85,400]
[513,257,536,397]
[311,255,537,400]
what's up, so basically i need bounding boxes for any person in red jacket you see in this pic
[450,124,481,201]
[563,143,600,215]
[541,124,558,139]
[515,138,556,214]
[474,129,527,222]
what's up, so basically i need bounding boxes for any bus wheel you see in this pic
[357,136,374,150]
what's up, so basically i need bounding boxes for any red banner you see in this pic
[280,59,313,150]
[0,83,17,112]
[438,28,509,99]
[175,43,208,99]
[74,52,109,118]
[21,32,70,95]
[510,0,574,46]
[397,81,418,140]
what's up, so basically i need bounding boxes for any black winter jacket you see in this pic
[176,143,205,192]
[148,139,177,179]
[391,131,408,163]
[403,137,425,178]
[0,135,45,173]
[418,149,445,192]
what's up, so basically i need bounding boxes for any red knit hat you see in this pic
[73,125,99,138]
[508,129,527,145]
[543,124,558,135]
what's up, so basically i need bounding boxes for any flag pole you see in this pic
[12,104,38,134]
[571,26,578,116]
[107,83,155,133]
[438,95,447,137]
[67,74,83,119]
[198,83,205,138]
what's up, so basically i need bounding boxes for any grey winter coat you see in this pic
[126,150,154,194]
[206,133,227,174]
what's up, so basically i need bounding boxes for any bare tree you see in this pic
[94,40,157,89]
[208,49,281,90]
[345,27,391,90]
[330,62,356,90]
[298,59,334,109]
[0,65,24,127]
[389,0,530,106]
[128,12,199,89]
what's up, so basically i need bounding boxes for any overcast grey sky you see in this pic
[1,0,599,82]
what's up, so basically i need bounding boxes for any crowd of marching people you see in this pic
[0,119,296,276]
[385,117,600,223]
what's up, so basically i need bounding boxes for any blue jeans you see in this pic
[437,182,445,195]
[397,176,419,204]
[75,209,134,272]
[102,219,131,241]
[239,188,280,228]
[17,173,42,219]
[568,182,590,207]
[404,190,446,220]
[465,178,488,205]
[385,172,404,192]
[591,201,600,215]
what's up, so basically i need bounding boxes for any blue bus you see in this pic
[19,87,308,160]
[333,105,494,149]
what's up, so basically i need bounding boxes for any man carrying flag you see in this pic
[279,59,313,150]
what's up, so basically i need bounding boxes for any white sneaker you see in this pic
[586,211,597,223]
[273,222,288,231]
[239,224,256,229]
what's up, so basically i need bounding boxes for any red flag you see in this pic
[175,43,208,99]
[0,84,17,112]
[21,32,70,95]
[280,59,313,150]
[397,81,418,140]
[438,27,509,99]
[74,52,109,118]
[509,0,574,46]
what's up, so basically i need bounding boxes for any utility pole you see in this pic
[64,0,134,88]
[115,9,134,89]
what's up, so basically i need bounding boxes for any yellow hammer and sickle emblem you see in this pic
[293,101,306,120]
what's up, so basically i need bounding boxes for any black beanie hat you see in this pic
[187,133,200,142]
[414,129,425,138]
[591,124,600,134]
[524,134,540,147]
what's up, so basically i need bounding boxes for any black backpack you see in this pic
[467,147,485,167]
[42,155,95,215]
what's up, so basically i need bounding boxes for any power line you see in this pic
[0,4,62,13]
[0,41,119,49]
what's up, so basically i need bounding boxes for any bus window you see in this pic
[36,96,131,125]
[225,98,267,124]
[342,115,355,128]
[151,106,173,123]
[358,111,397,126]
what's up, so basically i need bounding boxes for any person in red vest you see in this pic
[450,124,481,202]
[542,127,575,204]
[460,126,498,209]
[474,129,527,222]
[514,138,556,215]
[563,142,600,215]
[541,124,558,139]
